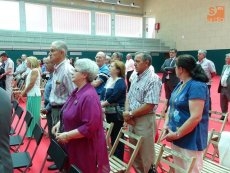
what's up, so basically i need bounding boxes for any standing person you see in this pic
[0,88,13,173]
[218,53,230,120]
[112,52,123,61]
[161,49,180,110]
[123,52,162,173]
[0,52,14,99]
[101,60,126,161]
[91,51,110,96]
[197,49,216,114]
[48,40,76,170]
[125,53,135,92]
[21,56,41,137]
[0,58,6,89]
[52,58,110,173]
[162,54,209,173]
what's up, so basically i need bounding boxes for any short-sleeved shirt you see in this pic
[197,58,216,85]
[95,64,110,95]
[167,80,209,151]
[128,68,162,113]
[4,58,14,76]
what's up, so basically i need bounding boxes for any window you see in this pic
[115,15,142,37]
[25,3,47,32]
[95,12,111,36]
[0,1,20,30]
[52,7,91,34]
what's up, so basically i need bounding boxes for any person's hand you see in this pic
[161,129,179,142]
[52,122,60,136]
[123,111,135,125]
[40,109,48,115]
[21,91,26,97]
[56,132,69,144]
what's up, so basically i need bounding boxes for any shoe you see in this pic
[47,155,53,162]
[220,116,225,120]
[48,164,58,170]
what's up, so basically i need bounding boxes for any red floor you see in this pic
[13,75,230,173]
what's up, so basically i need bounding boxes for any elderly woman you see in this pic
[21,56,41,137]
[162,54,209,172]
[52,58,110,173]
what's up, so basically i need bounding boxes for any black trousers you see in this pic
[126,70,134,92]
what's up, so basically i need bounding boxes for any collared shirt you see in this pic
[221,65,230,87]
[128,68,162,113]
[95,64,110,95]
[14,63,25,75]
[125,59,135,73]
[4,58,14,76]
[49,60,76,106]
[197,58,216,85]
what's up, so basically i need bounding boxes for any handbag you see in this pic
[104,105,124,121]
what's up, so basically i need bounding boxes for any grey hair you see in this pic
[75,58,99,82]
[51,40,68,57]
[135,52,152,66]
[225,53,230,58]
[198,49,207,56]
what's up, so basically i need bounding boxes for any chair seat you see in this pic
[201,159,230,173]
[10,135,23,146]
[155,143,172,159]
[109,156,127,172]
[11,152,32,169]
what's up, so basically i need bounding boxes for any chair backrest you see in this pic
[103,121,114,151]
[68,164,82,173]
[11,105,24,132]
[209,110,229,133]
[109,128,143,173]
[156,99,168,128]
[24,124,44,162]
[12,100,19,110]
[48,139,68,171]
[156,144,196,173]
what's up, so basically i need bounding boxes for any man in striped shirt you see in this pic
[123,52,162,173]
[48,40,76,170]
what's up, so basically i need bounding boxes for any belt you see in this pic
[51,104,64,109]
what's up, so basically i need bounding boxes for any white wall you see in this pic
[143,0,230,51]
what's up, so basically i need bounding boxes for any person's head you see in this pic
[105,55,111,65]
[43,56,54,73]
[225,53,230,65]
[175,54,209,82]
[0,52,8,61]
[73,58,99,87]
[110,60,125,78]
[197,49,207,62]
[49,40,68,65]
[126,53,132,60]
[95,51,106,67]
[169,49,177,58]
[16,59,22,65]
[134,52,152,74]
[26,56,39,69]
[112,52,123,61]
[21,54,27,61]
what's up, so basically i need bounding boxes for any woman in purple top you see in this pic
[52,58,110,173]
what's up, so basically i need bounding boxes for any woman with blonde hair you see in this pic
[21,56,41,137]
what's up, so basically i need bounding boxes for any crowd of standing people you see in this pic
[0,42,230,173]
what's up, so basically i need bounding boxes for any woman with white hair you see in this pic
[52,58,110,173]
[21,56,41,137]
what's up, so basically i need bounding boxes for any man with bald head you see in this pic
[91,51,110,95]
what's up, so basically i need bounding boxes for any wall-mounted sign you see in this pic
[207,6,224,22]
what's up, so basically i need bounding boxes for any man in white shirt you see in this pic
[0,52,14,99]
[197,49,216,114]
[125,53,135,91]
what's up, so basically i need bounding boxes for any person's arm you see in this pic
[21,69,38,96]
[209,61,216,78]
[91,78,102,88]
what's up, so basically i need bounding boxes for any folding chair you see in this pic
[10,105,24,135]
[103,121,114,151]
[10,110,33,152]
[40,139,68,173]
[155,99,168,128]
[68,164,82,173]
[11,123,44,172]
[109,128,143,173]
[155,144,196,173]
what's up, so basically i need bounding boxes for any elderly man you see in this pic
[123,52,162,173]
[197,49,216,114]
[48,40,76,170]
[218,53,230,120]
[91,51,110,95]
[0,52,14,99]
[0,88,13,173]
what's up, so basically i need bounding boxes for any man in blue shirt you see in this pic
[91,51,110,95]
